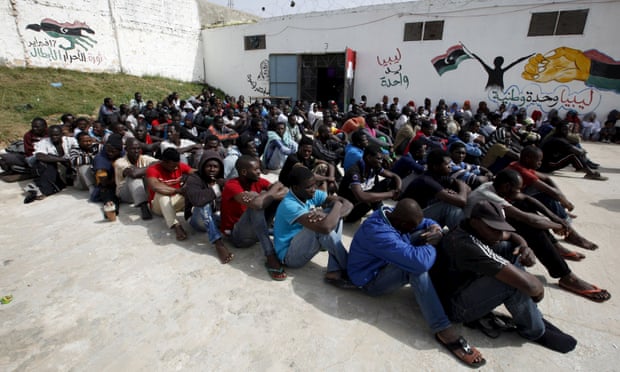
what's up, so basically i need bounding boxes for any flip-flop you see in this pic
[560,250,586,261]
[264,262,287,281]
[558,282,611,303]
[435,334,486,368]
[464,317,501,338]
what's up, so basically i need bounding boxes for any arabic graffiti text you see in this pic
[377,48,410,89]
[25,38,105,66]
[488,84,601,113]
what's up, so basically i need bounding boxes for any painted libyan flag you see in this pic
[432,45,471,76]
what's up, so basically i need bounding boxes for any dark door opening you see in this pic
[316,67,344,108]
[299,53,345,108]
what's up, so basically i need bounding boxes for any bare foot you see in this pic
[214,240,234,264]
[565,232,598,250]
[173,224,187,241]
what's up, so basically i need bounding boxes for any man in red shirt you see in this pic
[221,155,288,280]
[146,148,194,241]
[507,146,598,250]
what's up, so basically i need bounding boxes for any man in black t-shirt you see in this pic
[337,145,401,223]
[401,149,469,229]
[432,200,577,354]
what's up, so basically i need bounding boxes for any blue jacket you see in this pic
[348,206,438,286]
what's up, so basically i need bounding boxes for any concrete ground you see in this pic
[0,142,619,371]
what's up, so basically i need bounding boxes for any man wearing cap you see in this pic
[432,200,577,353]
[348,198,486,367]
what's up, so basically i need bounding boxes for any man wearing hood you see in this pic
[184,150,234,264]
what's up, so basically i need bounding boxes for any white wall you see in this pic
[1,0,202,81]
[203,0,620,118]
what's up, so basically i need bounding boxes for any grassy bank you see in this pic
[0,66,211,146]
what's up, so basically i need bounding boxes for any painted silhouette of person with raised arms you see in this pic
[463,44,533,90]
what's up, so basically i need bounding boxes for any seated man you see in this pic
[432,200,577,353]
[184,150,234,264]
[337,145,401,223]
[262,120,297,170]
[508,146,598,250]
[448,141,492,189]
[540,121,606,180]
[312,124,344,171]
[221,155,288,280]
[146,148,194,240]
[223,134,258,180]
[25,124,77,203]
[279,136,336,193]
[342,129,368,172]
[69,131,99,195]
[160,123,203,166]
[274,166,352,284]
[466,169,610,302]
[0,117,47,175]
[348,198,486,368]
[92,134,124,219]
[391,139,427,192]
[114,137,158,220]
[401,149,469,229]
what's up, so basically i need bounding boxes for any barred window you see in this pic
[528,9,588,36]
[404,20,444,41]
[244,35,266,50]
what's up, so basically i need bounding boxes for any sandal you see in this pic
[435,334,486,368]
[584,172,608,181]
[558,282,611,303]
[560,250,586,261]
[264,262,287,281]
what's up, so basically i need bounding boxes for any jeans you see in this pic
[231,207,274,257]
[283,219,348,272]
[524,186,568,221]
[449,275,545,340]
[423,201,464,230]
[448,241,545,340]
[363,265,451,334]
[189,204,222,244]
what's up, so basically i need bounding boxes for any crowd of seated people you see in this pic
[2,89,617,367]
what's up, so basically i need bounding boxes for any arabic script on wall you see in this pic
[488,84,601,113]
[377,48,410,89]
[247,59,270,96]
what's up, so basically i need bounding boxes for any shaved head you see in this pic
[387,198,424,232]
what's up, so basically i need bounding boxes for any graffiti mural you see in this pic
[488,84,602,113]
[377,48,410,89]
[25,18,104,66]
[247,59,270,95]
[522,47,620,94]
[432,44,471,76]
[26,19,97,50]
[431,42,533,90]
